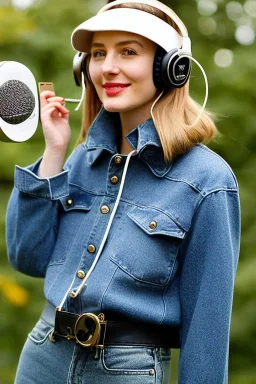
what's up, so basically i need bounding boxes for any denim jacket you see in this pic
[6,108,240,383]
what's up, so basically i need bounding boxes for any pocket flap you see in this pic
[127,206,185,239]
[60,184,96,212]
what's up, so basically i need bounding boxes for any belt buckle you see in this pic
[74,312,106,348]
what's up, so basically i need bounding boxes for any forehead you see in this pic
[91,30,157,49]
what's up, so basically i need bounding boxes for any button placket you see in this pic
[106,155,125,194]
[77,194,116,275]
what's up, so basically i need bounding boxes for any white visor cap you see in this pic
[71,8,182,54]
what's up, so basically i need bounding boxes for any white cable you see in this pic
[174,55,209,127]
[65,98,81,103]
[150,90,164,118]
[74,72,86,111]
[63,72,86,110]
[62,149,137,300]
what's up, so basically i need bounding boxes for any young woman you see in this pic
[6,1,240,383]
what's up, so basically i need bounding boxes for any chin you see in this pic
[103,102,128,113]
[103,105,119,112]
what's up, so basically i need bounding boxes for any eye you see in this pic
[92,51,105,58]
[122,49,136,56]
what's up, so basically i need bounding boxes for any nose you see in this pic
[102,52,120,77]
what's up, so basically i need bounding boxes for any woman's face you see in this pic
[89,31,158,115]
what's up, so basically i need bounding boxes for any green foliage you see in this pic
[0,0,255,383]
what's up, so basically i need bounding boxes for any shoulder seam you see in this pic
[195,188,239,215]
[164,175,238,196]
[196,144,238,188]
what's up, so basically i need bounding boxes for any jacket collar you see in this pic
[84,108,172,177]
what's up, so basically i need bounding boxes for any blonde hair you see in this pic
[75,2,218,162]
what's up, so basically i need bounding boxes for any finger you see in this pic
[46,106,61,118]
[41,102,69,115]
[43,106,70,119]
[47,97,65,105]
[40,91,56,108]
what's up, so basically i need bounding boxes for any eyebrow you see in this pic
[90,39,144,50]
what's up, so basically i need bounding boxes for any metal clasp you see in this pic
[74,313,106,348]
[48,329,56,343]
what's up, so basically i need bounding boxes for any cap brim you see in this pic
[71,8,182,53]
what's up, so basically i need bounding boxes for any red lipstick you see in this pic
[103,82,130,96]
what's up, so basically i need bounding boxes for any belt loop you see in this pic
[94,347,101,360]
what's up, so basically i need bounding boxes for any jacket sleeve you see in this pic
[178,189,240,384]
[6,158,69,277]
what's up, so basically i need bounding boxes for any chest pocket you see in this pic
[109,206,186,286]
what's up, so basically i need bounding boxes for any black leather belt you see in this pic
[43,302,180,349]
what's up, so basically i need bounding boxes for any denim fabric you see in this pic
[15,337,170,384]
[6,108,240,383]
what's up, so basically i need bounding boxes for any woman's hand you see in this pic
[38,91,71,178]
[40,90,71,151]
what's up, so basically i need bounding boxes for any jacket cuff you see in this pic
[14,158,69,200]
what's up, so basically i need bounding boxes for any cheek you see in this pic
[131,61,155,89]
[88,62,100,87]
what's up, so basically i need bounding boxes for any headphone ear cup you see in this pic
[153,47,166,90]
[162,50,191,89]
[73,52,91,87]
[83,54,92,86]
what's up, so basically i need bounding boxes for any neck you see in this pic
[120,106,151,136]
[119,106,152,154]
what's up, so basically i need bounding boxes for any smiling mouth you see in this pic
[103,83,131,96]
[103,83,131,89]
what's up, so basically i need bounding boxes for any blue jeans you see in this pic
[15,316,171,384]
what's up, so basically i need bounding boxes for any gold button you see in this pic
[101,205,110,214]
[76,270,86,279]
[67,199,73,206]
[149,220,157,229]
[149,369,155,376]
[114,156,123,164]
[87,244,96,254]
[111,176,119,184]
